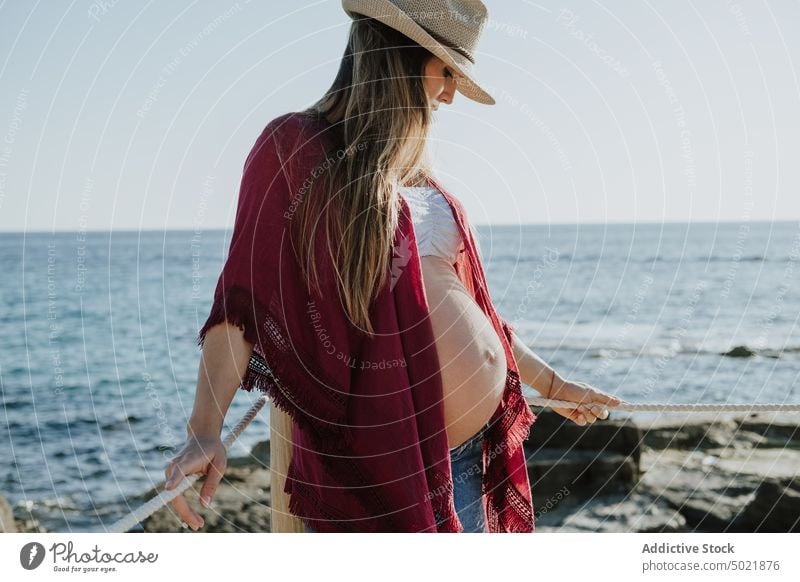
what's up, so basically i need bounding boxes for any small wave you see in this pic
[640,255,767,263]
[494,254,768,264]
[100,414,143,431]
[43,417,97,431]
[558,342,800,360]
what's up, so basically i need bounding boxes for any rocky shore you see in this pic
[527,409,800,533]
[2,410,797,533]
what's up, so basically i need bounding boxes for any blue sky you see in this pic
[1,0,798,232]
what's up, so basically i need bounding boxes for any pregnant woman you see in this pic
[164,0,620,533]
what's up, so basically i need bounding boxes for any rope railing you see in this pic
[103,393,799,533]
[525,395,800,413]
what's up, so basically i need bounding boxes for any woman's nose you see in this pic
[441,76,458,105]
[439,84,456,105]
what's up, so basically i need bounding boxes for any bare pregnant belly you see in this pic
[420,256,508,449]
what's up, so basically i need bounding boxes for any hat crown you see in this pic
[386,0,489,63]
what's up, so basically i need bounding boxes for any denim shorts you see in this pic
[303,422,491,533]
[447,421,490,533]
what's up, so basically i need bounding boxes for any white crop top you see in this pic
[398,185,465,264]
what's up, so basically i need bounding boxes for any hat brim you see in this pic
[342,0,496,105]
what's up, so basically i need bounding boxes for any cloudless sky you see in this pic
[1,0,799,232]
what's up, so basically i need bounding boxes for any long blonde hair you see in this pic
[290,17,436,337]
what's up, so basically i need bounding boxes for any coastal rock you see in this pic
[722,345,755,358]
[643,420,741,450]
[734,477,800,532]
[7,499,47,533]
[525,410,641,506]
[527,410,800,533]
[735,416,800,448]
[14,516,46,533]
[528,449,638,506]
[535,491,689,533]
[0,495,17,533]
[637,444,800,532]
[526,409,643,466]
[634,412,800,451]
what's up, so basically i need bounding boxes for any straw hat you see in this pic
[341,0,496,105]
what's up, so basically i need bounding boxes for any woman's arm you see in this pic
[509,330,566,397]
[269,406,305,532]
[187,322,254,438]
[508,327,622,425]
[188,322,305,531]
[165,322,253,529]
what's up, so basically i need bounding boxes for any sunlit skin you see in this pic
[419,55,620,447]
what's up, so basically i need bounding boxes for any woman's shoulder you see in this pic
[243,111,331,177]
[260,110,330,146]
[255,111,332,165]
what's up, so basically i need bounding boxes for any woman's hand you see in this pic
[163,434,227,531]
[548,378,622,426]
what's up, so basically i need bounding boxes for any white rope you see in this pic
[525,395,800,413]
[103,393,800,532]
[104,394,269,534]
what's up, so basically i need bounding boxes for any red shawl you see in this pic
[196,111,538,532]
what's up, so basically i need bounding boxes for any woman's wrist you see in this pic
[543,369,567,398]
[186,413,223,439]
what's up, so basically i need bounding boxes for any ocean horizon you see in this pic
[4,218,800,235]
